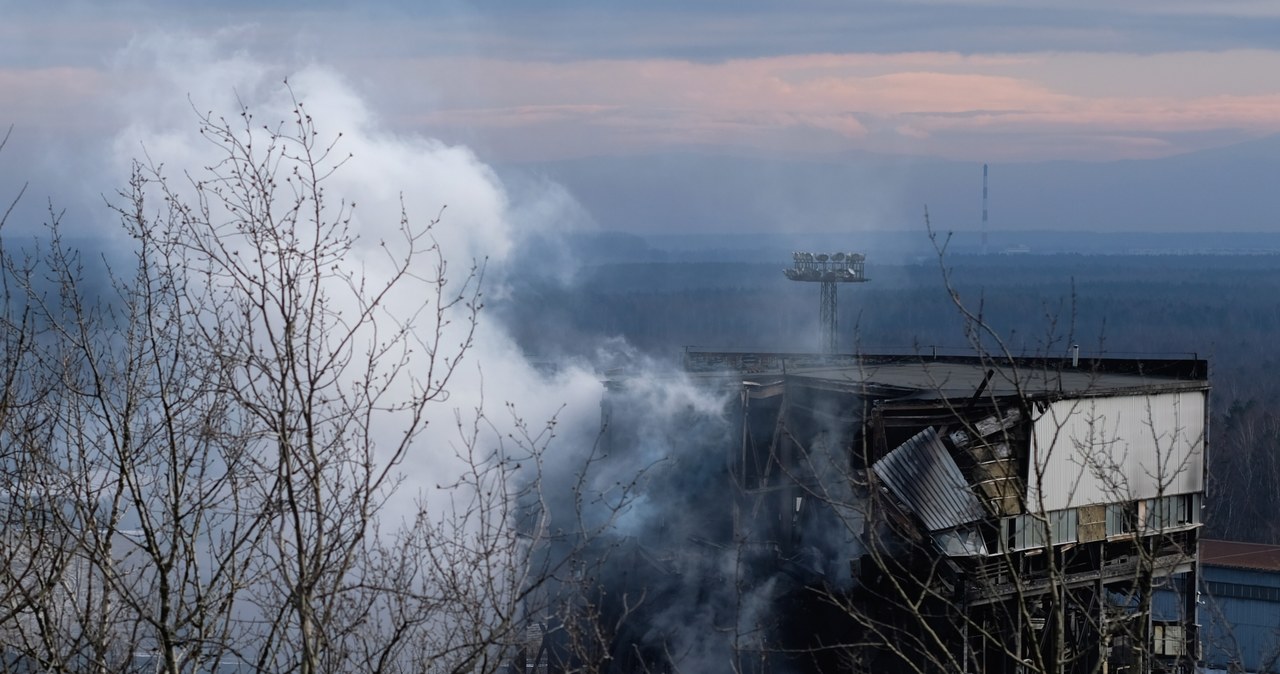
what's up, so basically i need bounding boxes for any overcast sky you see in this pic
[2,1,1279,234]
[7,1,1280,161]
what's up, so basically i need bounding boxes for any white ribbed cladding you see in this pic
[873,427,987,532]
[1026,390,1207,512]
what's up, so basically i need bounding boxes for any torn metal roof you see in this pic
[873,427,987,532]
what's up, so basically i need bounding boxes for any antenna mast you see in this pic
[982,163,989,255]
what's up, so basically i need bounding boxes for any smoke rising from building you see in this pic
[79,32,800,671]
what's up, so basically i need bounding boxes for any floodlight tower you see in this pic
[785,251,868,353]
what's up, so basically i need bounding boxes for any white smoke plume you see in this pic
[99,32,626,523]
[76,31,780,672]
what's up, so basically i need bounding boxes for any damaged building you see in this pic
[562,350,1209,674]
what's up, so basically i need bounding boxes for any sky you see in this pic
[2,1,1280,234]
[6,1,1280,162]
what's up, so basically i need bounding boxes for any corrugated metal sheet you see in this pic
[1027,390,1206,511]
[873,427,986,531]
[1187,566,1280,673]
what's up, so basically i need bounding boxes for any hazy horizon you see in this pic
[4,2,1280,238]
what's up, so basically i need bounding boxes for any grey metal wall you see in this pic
[1026,390,1206,512]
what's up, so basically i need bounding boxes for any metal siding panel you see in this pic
[1150,586,1185,622]
[1209,597,1280,672]
[1027,391,1206,511]
[1208,566,1280,591]
[873,428,986,531]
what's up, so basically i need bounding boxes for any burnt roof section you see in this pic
[1201,539,1280,572]
[680,350,1208,400]
[873,427,987,531]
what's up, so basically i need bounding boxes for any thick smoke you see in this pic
[98,34,613,521]
[75,32,861,673]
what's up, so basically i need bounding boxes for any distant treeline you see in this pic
[497,253,1280,543]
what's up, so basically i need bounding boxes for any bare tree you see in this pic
[0,105,1220,674]
[569,216,1209,674]
[758,220,1209,674]
[0,94,594,674]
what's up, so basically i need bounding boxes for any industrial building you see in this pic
[577,350,1211,673]
[1156,539,1280,673]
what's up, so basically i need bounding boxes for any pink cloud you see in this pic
[0,67,111,130]
[7,46,1280,163]
[375,51,1280,161]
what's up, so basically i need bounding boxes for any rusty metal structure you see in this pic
[784,252,867,353]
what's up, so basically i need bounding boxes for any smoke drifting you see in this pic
[52,31,857,673]
[95,34,610,516]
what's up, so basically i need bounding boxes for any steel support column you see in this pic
[820,281,837,353]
